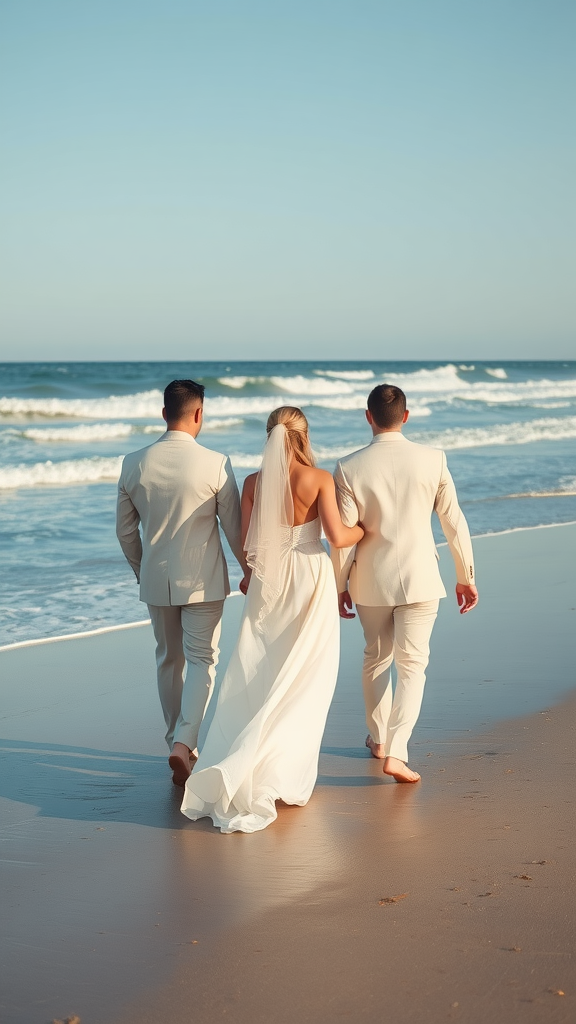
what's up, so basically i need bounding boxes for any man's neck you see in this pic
[165,423,199,438]
[371,426,403,437]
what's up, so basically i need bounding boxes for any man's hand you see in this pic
[456,583,478,614]
[338,591,356,619]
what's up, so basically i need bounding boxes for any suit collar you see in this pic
[159,430,197,443]
[370,432,407,444]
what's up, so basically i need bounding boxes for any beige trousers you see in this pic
[357,600,439,762]
[148,600,224,752]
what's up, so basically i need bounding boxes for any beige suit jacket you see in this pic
[332,432,475,606]
[116,430,243,606]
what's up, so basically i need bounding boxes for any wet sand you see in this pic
[1,524,575,1024]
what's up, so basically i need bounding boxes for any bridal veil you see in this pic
[244,423,293,629]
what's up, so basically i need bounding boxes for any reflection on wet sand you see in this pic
[0,738,359,1023]
[170,794,349,923]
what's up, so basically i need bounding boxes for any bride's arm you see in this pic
[239,474,257,593]
[317,471,364,549]
[241,473,257,548]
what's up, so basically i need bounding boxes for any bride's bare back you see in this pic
[241,460,363,551]
[289,461,329,526]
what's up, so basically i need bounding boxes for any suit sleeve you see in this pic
[116,467,143,581]
[216,456,245,570]
[330,461,360,593]
[434,453,475,586]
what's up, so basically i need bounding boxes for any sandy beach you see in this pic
[1,524,575,1024]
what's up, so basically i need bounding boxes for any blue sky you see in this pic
[1,0,574,361]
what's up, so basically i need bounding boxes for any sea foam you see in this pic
[23,423,135,442]
[308,415,576,463]
[409,416,576,451]
[4,415,574,490]
[217,376,269,389]
[16,417,243,442]
[0,456,123,489]
[311,395,432,415]
[269,374,355,395]
[0,390,164,420]
[2,366,575,420]
[207,393,432,417]
[314,369,375,380]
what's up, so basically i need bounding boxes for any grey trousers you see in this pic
[357,600,439,762]
[148,600,224,752]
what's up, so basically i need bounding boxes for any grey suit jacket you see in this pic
[331,432,475,606]
[116,431,243,606]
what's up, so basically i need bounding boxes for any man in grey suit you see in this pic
[116,379,246,786]
[332,384,478,783]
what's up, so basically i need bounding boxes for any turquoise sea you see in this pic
[1,360,575,645]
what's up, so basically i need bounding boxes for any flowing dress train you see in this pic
[180,518,339,833]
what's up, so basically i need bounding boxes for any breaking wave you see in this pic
[408,416,576,451]
[22,423,135,442]
[269,375,355,395]
[314,369,375,380]
[314,396,433,415]
[445,381,576,405]
[217,376,269,389]
[2,366,575,421]
[2,417,575,490]
[207,394,432,416]
[0,456,123,490]
[229,453,263,469]
[10,417,244,443]
[309,416,576,462]
[0,390,164,420]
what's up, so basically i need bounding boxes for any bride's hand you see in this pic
[239,574,251,595]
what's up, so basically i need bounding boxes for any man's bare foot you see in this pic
[365,735,387,759]
[169,742,192,787]
[383,756,421,783]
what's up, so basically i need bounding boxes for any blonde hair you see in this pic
[266,406,315,467]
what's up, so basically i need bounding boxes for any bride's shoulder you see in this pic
[242,473,258,496]
[297,465,334,493]
[293,463,329,480]
[311,466,333,483]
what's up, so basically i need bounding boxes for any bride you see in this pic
[180,406,364,833]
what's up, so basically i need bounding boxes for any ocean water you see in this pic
[1,360,575,646]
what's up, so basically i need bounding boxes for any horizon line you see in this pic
[1,357,575,366]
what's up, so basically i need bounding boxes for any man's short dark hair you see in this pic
[163,379,205,421]
[367,384,407,428]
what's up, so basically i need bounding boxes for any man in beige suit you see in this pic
[332,384,478,783]
[116,379,246,787]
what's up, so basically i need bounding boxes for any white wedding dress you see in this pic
[180,427,340,834]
